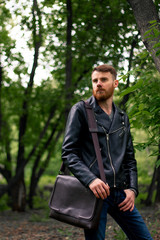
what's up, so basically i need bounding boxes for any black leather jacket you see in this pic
[62,96,138,194]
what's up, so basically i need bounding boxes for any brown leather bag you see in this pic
[49,101,106,229]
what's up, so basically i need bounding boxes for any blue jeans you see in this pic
[84,189,153,240]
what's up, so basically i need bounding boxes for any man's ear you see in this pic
[114,80,119,88]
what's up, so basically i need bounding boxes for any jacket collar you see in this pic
[87,95,124,114]
[87,95,103,113]
[87,95,125,133]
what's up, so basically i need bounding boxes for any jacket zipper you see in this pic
[110,126,124,135]
[102,126,116,187]
[106,133,116,187]
[89,158,97,169]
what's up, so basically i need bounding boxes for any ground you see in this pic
[0,205,160,240]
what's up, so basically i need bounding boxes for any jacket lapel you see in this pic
[87,96,124,134]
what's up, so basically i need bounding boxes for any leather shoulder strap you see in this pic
[84,101,106,183]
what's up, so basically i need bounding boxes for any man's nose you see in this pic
[97,80,102,87]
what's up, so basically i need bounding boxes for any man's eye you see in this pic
[93,79,97,83]
[101,78,107,82]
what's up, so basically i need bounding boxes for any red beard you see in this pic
[92,86,114,101]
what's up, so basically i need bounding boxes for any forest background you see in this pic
[0,0,160,220]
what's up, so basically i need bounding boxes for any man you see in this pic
[62,64,153,240]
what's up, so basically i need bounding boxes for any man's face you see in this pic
[92,71,118,101]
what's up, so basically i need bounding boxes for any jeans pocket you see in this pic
[118,189,126,204]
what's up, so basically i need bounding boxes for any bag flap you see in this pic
[49,175,98,220]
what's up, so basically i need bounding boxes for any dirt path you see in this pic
[0,205,160,239]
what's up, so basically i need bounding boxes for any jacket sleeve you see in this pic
[62,102,97,187]
[124,116,139,196]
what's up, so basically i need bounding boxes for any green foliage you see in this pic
[127,71,160,143]
[131,129,156,206]
[120,77,143,97]
[0,0,159,210]
[144,20,160,56]
[39,174,57,187]
[32,194,49,210]
[114,228,126,240]
[120,48,160,168]
[0,194,10,211]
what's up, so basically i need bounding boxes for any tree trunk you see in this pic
[28,114,62,208]
[0,104,56,198]
[155,166,160,203]
[11,176,26,211]
[143,165,156,205]
[0,136,12,197]
[65,0,72,121]
[144,137,160,205]
[127,0,160,73]
[11,0,42,211]
[62,0,73,175]
[28,130,62,208]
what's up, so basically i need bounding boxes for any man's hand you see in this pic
[89,178,110,200]
[118,189,135,212]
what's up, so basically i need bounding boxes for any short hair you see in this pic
[92,64,117,80]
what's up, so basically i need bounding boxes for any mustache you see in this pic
[96,88,105,92]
